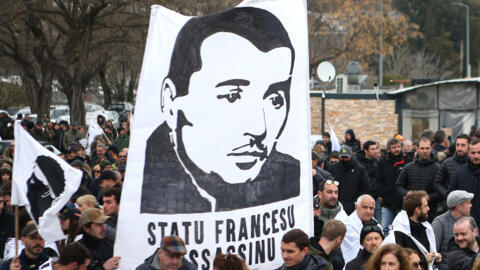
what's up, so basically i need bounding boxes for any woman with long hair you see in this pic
[366,244,413,270]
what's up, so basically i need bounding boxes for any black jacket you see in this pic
[0,207,13,258]
[376,153,409,210]
[447,236,480,270]
[78,233,114,270]
[0,249,49,270]
[434,154,468,201]
[345,248,370,270]
[308,237,344,270]
[357,153,378,198]
[327,158,371,215]
[396,155,441,206]
[275,254,327,270]
[448,160,480,225]
[136,248,196,270]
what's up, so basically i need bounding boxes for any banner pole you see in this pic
[14,205,19,257]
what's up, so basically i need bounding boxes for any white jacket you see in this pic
[341,211,382,266]
[383,210,436,270]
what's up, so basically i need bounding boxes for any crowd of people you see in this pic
[2,106,480,270]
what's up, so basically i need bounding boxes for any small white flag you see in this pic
[328,122,341,152]
[12,121,82,242]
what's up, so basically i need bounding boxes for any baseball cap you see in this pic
[21,223,39,237]
[161,236,187,255]
[59,207,81,220]
[447,190,474,208]
[79,208,110,227]
[338,145,353,158]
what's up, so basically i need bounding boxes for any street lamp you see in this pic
[453,2,470,77]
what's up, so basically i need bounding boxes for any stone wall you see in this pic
[310,97,398,147]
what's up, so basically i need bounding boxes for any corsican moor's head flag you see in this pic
[12,122,82,242]
[116,0,310,269]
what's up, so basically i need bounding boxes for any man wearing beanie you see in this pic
[345,221,384,270]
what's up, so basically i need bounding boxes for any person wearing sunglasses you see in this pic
[346,221,384,270]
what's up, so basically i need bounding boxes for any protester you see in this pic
[432,190,473,269]
[434,134,470,209]
[365,244,412,270]
[76,195,98,212]
[103,188,121,242]
[404,248,423,270]
[309,219,346,270]
[396,136,441,221]
[214,253,248,270]
[345,221,384,270]
[58,207,82,249]
[403,140,415,160]
[313,179,348,239]
[312,152,332,196]
[136,235,195,270]
[77,208,120,270]
[0,224,50,270]
[39,242,92,270]
[447,216,480,270]
[0,189,13,259]
[448,137,480,225]
[327,145,371,215]
[341,194,381,264]
[377,137,410,234]
[383,190,440,270]
[344,129,361,154]
[276,229,326,270]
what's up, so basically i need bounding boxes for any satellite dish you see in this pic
[316,61,336,83]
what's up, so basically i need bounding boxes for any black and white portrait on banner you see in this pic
[115,1,311,269]
[140,7,300,214]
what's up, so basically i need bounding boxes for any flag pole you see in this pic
[14,205,19,257]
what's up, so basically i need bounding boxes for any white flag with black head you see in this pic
[12,122,82,242]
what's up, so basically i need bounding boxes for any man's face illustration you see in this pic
[173,33,292,183]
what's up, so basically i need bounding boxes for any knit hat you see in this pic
[359,222,384,244]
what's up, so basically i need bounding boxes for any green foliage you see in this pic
[0,82,28,109]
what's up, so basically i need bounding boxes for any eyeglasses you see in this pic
[94,170,100,173]
[412,261,422,269]
[118,155,127,158]
[325,180,339,186]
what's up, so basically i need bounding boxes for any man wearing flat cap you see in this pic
[432,190,474,270]
[0,223,49,270]
[77,208,120,270]
[136,235,196,270]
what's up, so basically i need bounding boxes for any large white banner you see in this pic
[116,0,311,269]
[12,122,82,242]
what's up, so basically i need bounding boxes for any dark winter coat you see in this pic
[376,153,409,210]
[447,236,480,270]
[275,254,327,270]
[357,153,378,198]
[345,248,371,270]
[0,207,13,258]
[448,160,480,225]
[396,154,441,207]
[309,237,344,270]
[434,154,468,206]
[328,158,371,215]
[135,249,196,270]
[0,249,49,270]
[77,233,114,270]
